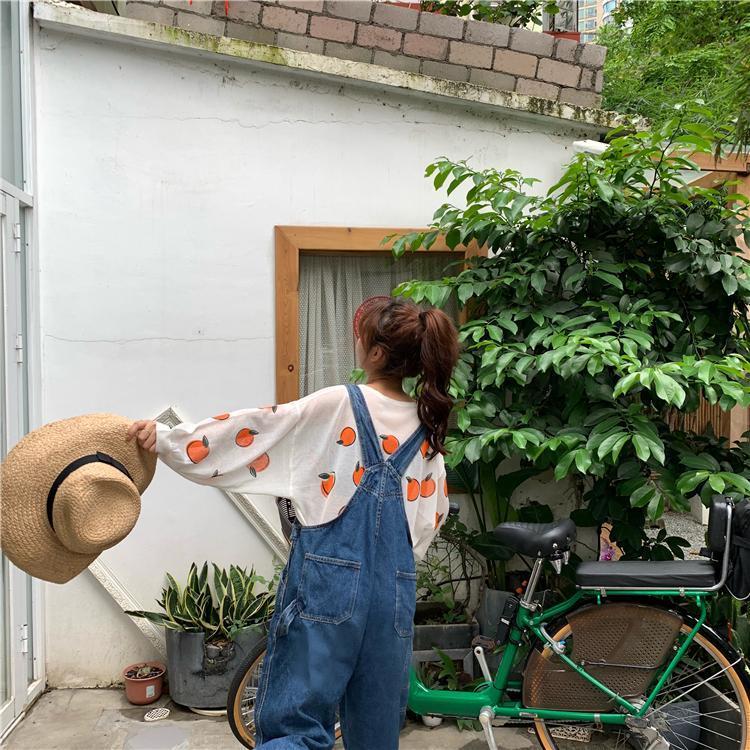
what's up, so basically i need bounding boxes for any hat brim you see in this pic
[0,413,156,584]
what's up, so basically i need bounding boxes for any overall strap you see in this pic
[388,422,427,476]
[345,384,383,467]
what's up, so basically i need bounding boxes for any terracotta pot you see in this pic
[122,661,166,705]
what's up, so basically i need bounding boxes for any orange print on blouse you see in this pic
[213,413,230,421]
[380,434,399,454]
[420,439,430,458]
[187,436,210,464]
[405,477,420,502]
[352,461,365,486]
[235,428,259,447]
[420,474,436,498]
[337,427,356,446]
[444,476,449,497]
[247,453,270,477]
[319,472,336,498]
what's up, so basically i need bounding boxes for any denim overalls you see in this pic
[254,384,425,749]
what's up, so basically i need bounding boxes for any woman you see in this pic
[127,296,460,749]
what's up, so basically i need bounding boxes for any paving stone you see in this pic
[553,37,577,62]
[403,32,448,60]
[175,10,225,34]
[516,76,560,101]
[310,15,356,42]
[373,49,420,73]
[579,42,607,68]
[537,57,581,87]
[277,30,324,52]
[261,4,308,34]
[227,21,276,43]
[493,48,537,77]
[418,10,465,39]
[278,0,324,12]
[221,0,261,23]
[122,2,175,25]
[325,40,372,63]
[560,88,602,109]
[357,23,402,51]
[449,40,492,69]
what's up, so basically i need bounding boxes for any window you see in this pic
[1,0,23,189]
[275,227,475,402]
[603,0,618,12]
[583,18,597,30]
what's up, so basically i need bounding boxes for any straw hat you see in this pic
[0,413,156,584]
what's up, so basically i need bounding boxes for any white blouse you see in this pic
[155,384,449,559]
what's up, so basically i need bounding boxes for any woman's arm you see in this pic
[127,402,300,497]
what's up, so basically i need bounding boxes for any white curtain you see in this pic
[299,252,457,396]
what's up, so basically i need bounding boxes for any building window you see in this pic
[583,18,597,30]
[275,227,471,401]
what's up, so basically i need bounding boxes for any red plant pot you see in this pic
[122,661,166,705]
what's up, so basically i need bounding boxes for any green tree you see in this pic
[599,0,750,152]
[391,105,750,560]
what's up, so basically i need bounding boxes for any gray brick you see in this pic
[403,32,448,60]
[449,40,492,69]
[226,21,276,43]
[275,30,324,52]
[324,0,372,22]
[594,69,603,93]
[372,2,419,30]
[537,57,580,87]
[516,77,559,101]
[163,0,212,12]
[560,88,601,109]
[469,68,515,92]
[122,2,175,25]
[278,0,324,11]
[494,48,537,77]
[176,10,225,34]
[580,43,606,68]
[325,40,372,63]
[465,19,509,47]
[579,67,595,90]
[310,15,355,42]
[357,23,401,51]
[373,49,420,72]
[554,37,577,62]
[221,1,261,23]
[421,59,469,82]
[261,4,308,33]
[418,10,464,39]
[509,27,554,57]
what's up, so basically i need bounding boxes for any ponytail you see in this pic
[357,299,460,456]
[417,308,459,455]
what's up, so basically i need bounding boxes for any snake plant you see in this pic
[126,561,275,643]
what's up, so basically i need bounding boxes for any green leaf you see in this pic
[722,274,738,296]
[632,434,651,462]
[531,271,546,295]
[676,470,709,495]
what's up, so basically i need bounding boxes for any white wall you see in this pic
[35,25,601,686]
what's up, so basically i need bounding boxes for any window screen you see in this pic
[298,252,458,396]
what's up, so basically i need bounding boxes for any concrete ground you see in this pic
[3,688,536,750]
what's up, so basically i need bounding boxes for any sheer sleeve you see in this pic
[155,401,300,498]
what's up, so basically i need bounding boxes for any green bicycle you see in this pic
[408,496,750,750]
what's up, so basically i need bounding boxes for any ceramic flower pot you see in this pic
[122,661,166,705]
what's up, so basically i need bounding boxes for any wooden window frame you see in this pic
[275,225,479,403]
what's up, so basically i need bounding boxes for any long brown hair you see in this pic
[357,297,460,456]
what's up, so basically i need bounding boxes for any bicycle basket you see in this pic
[523,602,683,711]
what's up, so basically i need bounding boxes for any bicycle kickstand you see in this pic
[478,706,498,750]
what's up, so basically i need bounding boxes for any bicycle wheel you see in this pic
[226,640,344,748]
[531,616,750,749]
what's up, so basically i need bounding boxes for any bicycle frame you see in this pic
[407,582,711,726]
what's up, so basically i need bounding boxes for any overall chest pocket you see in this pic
[298,553,362,625]
[394,570,417,638]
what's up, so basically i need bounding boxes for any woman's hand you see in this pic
[126,419,158,454]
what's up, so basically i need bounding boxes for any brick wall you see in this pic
[118,0,606,108]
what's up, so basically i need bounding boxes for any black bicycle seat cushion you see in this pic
[493,518,576,558]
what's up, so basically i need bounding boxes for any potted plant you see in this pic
[415,648,481,730]
[413,515,483,659]
[126,562,275,710]
[122,661,166,705]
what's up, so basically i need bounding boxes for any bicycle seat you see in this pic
[493,518,576,557]
[576,560,717,589]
